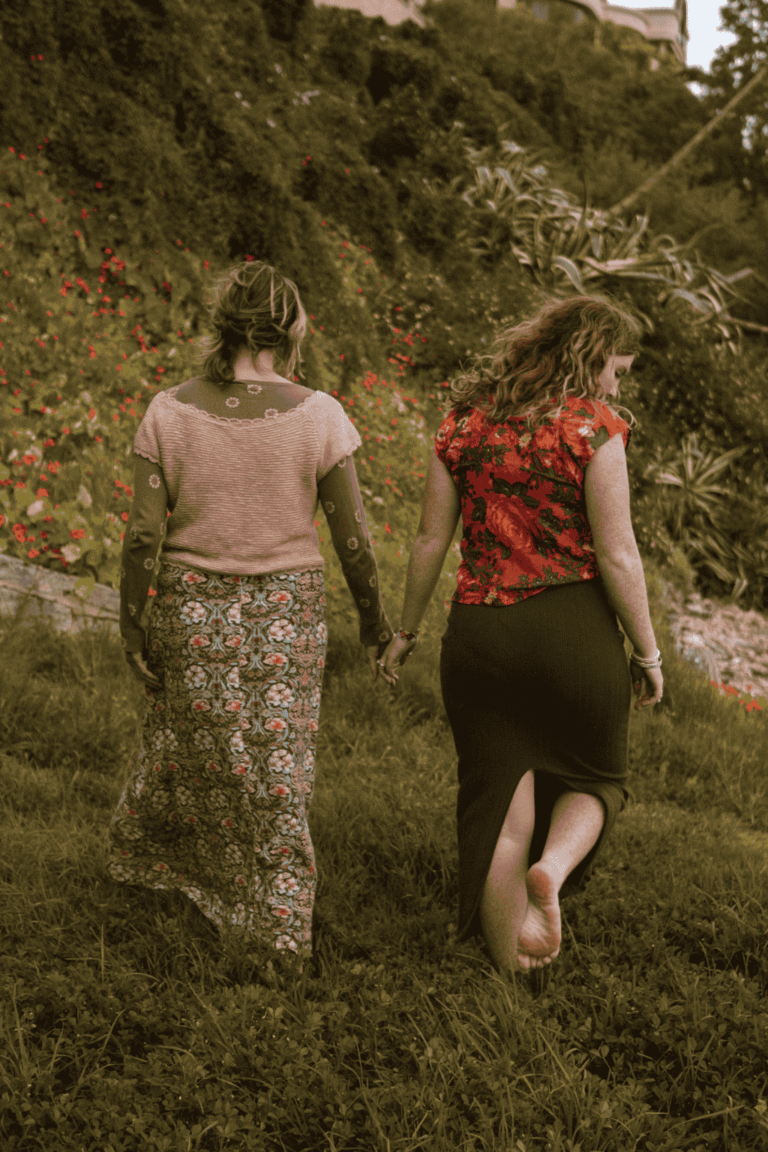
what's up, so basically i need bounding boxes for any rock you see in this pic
[0,552,119,636]
[658,575,768,702]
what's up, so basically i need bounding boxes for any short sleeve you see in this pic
[560,398,631,471]
[434,409,460,470]
[133,394,162,464]
[314,393,363,481]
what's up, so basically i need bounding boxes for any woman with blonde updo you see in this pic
[107,260,395,966]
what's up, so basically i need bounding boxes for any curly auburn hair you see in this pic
[447,294,643,432]
[198,260,308,384]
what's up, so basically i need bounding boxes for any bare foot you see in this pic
[517,862,562,970]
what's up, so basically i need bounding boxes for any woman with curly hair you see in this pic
[379,293,664,974]
[107,260,396,965]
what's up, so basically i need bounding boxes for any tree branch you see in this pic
[608,62,768,219]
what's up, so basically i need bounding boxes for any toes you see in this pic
[517,949,558,970]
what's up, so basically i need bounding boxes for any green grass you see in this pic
[1,567,767,1152]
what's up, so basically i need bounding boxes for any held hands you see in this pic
[367,633,418,687]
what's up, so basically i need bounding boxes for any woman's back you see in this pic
[435,396,632,608]
[131,375,363,579]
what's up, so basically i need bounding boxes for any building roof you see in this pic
[499,1,688,63]
[313,1,689,65]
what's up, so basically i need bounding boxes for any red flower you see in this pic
[533,424,558,451]
[484,499,533,554]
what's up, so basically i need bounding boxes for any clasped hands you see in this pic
[366,631,417,688]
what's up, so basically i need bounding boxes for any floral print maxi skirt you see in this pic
[106,561,327,957]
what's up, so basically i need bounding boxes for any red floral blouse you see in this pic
[434,396,632,607]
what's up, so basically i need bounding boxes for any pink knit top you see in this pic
[132,384,362,573]
[119,379,393,653]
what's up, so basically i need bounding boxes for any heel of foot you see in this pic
[518,862,562,963]
[525,863,557,905]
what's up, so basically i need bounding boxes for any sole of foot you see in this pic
[517,861,561,971]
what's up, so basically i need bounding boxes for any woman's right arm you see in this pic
[584,432,658,659]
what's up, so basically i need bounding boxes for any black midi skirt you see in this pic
[439,577,632,943]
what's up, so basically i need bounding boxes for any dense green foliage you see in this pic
[0,577,766,1150]
[1,0,767,609]
[2,0,767,311]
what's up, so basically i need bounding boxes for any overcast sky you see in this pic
[611,1,738,71]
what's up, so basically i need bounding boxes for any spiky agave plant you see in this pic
[643,434,768,602]
[455,136,758,343]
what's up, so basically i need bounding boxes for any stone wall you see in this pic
[0,552,119,636]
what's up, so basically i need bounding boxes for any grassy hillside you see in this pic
[0,571,766,1149]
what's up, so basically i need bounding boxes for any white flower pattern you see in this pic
[149,473,162,489]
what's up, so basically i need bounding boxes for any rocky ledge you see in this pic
[657,576,768,703]
[0,552,120,635]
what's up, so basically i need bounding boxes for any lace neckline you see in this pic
[162,383,323,424]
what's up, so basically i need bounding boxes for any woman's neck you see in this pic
[233,346,283,381]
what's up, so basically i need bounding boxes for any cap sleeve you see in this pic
[314,393,363,481]
[560,397,631,471]
[434,409,460,470]
[133,393,162,464]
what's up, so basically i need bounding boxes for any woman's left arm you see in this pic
[120,454,169,668]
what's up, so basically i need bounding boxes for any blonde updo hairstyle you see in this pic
[448,294,642,432]
[199,260,308,384]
